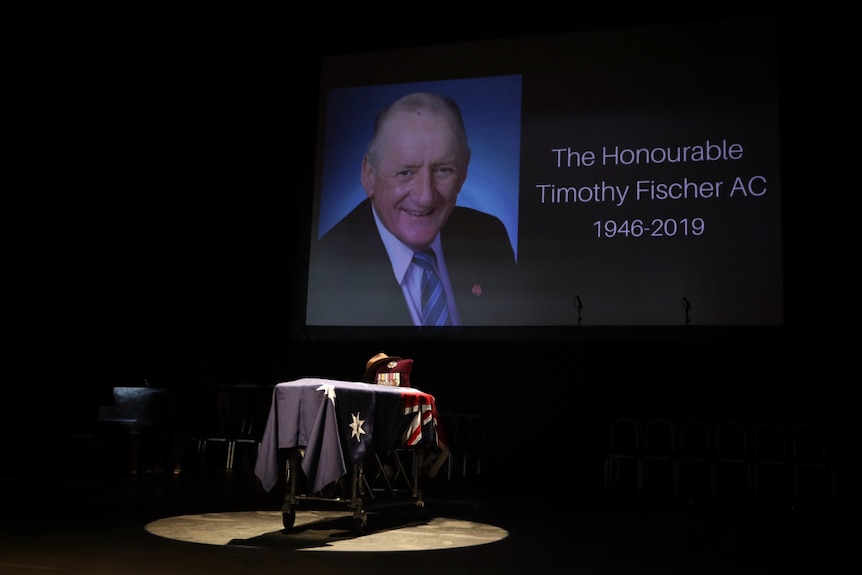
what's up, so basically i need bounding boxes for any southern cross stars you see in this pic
[314,384,364,442]
[350,412,366,442]
[316,383,336,404]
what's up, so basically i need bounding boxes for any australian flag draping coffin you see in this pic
[254,378,448,494]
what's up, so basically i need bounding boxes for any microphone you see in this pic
[682,297,691,311]
[574,295,583,310]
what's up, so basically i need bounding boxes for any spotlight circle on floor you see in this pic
[145,510,508,552]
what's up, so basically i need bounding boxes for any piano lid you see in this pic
[97,387,176,428]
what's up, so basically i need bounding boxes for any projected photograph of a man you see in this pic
[306,78,523,327]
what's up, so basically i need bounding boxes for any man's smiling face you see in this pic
[362,106,469,252]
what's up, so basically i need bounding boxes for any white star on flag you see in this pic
[316,383,336,404]
[350,412,366,442]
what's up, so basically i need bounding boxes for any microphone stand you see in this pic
[682,296,692,417]
[574,295,583,328]
[572,295,584,498]
[682,297,691,327]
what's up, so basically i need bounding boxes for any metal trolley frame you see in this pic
[280,446,427,534]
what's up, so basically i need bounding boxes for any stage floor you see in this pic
[0,467,856,575]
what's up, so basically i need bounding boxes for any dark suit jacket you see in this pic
[306,199,520,326]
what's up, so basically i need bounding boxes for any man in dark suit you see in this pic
[306,91,519,326]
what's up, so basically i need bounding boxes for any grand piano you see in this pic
[96,380,271,475]
[97,386,177,475]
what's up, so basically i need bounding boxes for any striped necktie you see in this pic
[413,249,451,326]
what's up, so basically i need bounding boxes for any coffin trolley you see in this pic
[254,378,448,534]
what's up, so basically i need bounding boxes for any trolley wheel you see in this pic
[352,516,367,535]
[282,509,296,530]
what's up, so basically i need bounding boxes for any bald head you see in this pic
[365,92,469,167]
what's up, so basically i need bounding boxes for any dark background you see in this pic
[10,3,828,486]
